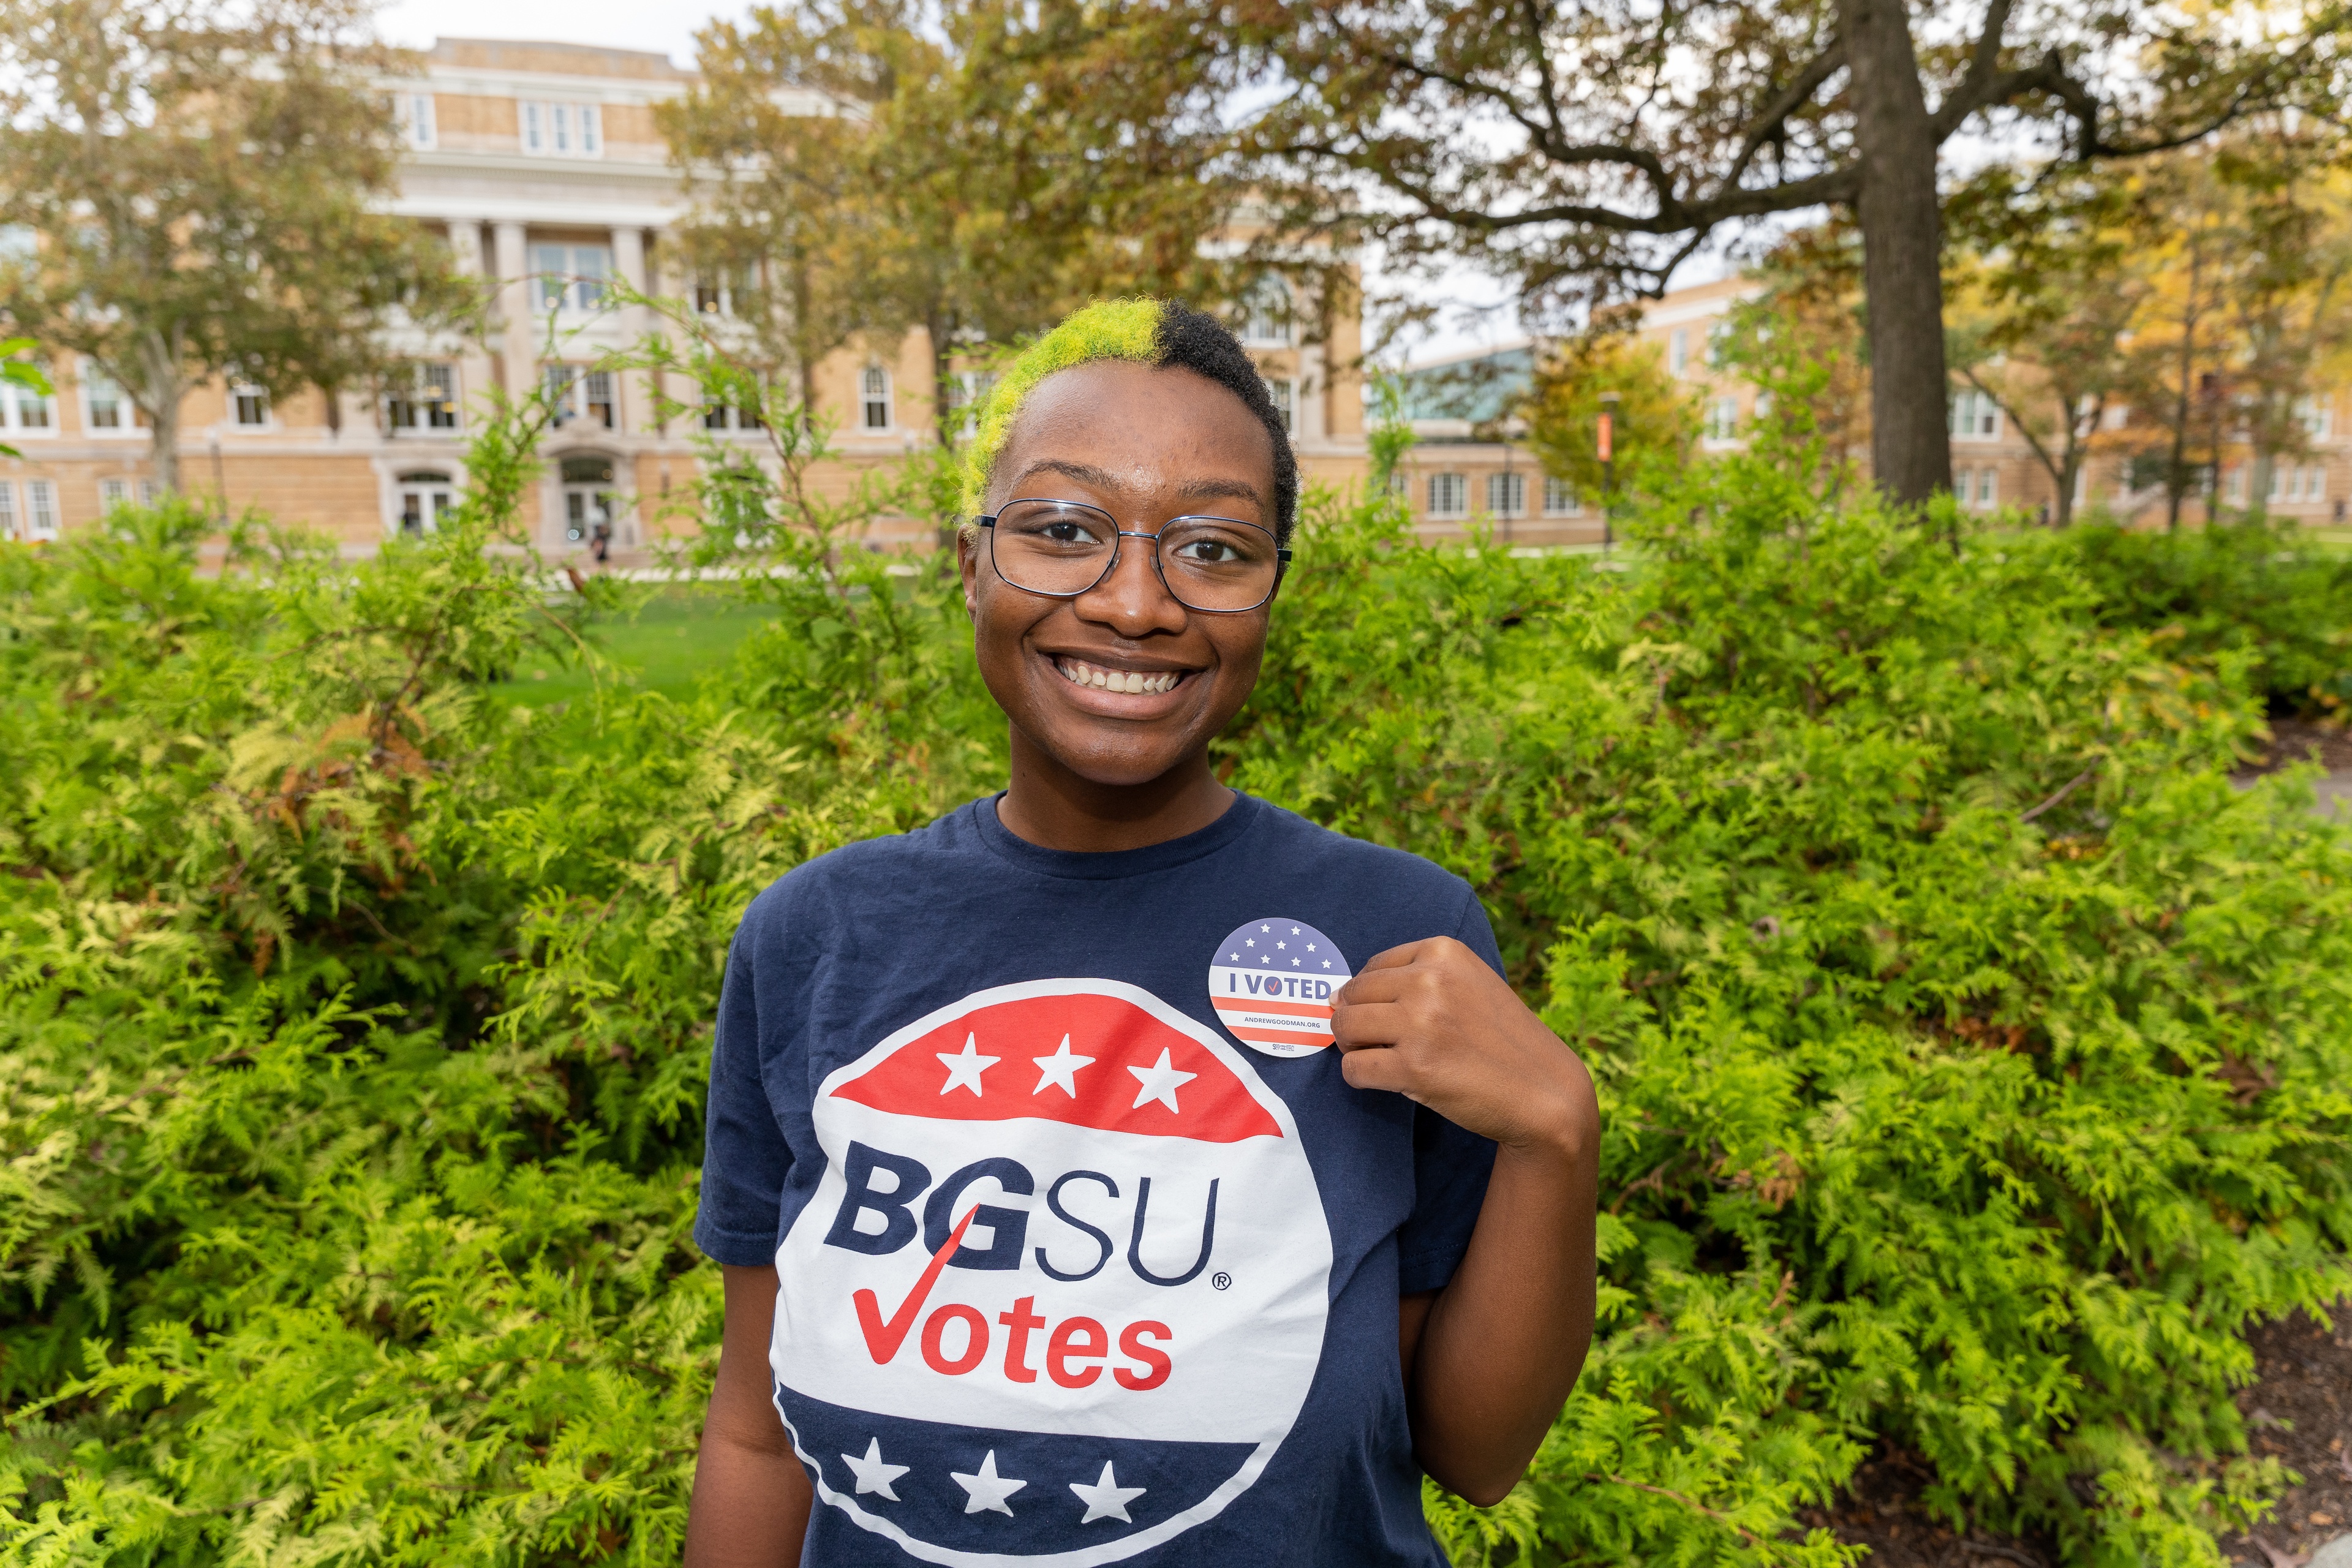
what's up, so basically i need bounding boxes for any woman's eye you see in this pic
[1043,521,1091,543]
[1175,540,1238,563]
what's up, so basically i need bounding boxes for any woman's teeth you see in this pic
[1057,658,1180,695]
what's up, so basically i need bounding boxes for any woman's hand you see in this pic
[1336,934,1602,1506]
[1332,936,1596,1159]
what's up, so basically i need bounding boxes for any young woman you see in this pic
[685,300,1600,1567]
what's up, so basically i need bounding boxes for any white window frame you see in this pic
[1487,470,1525,518]
[519,99,603,160]
[1705,396,1740,445]
[99,477,130,510]
[544,363,615,430]
[532,244,611,314]
[26,478,58,540]
[2,374,56,437]
[860,364,892,431]
[139,479,161,505]
[78,363,138,437]
[2296,395,2333,441]
[1668,328,1689,376]
[396,91,436,149]
[387,363,460,432]
[702,392,762,432]
[1427,472,1466,518]
[1950,388,2002,441]
[1240,277,1293,346]
[1542,475,1581,516]
[0,480,15,538]
[1264,377,1295,435]
[230,383,271,429]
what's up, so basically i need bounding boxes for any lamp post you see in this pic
[1597,391,1620,554]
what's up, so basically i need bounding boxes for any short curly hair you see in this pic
[960,298,1300,547]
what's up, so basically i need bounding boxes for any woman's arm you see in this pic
[1340,937,1602,1504]
[684,1264,814,1568]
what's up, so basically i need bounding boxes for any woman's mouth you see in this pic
[1052,656,1187,696]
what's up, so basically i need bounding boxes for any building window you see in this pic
[861,365,892,430]
[396,91,435,149]
[694,270,750,316]
[1956,467,1998,509]
[232,384,270,427]
[2272,464,2326,503]
[1487,470,1525,518]
[1427,472,1466,518]
[1542,475,1580,516]
[387,363,459,431]
[948,369,997,440]
[26,478,58,540]
[2296,396,2333,440]
[396,470,456,535]
[1264,377,1295,435]
[533,244,611,313]
[1240,277,1292,346]
[521,100,602,159]
[544,364,614,429]
[3,373,54,434]
[100,477,129,510]
[703,393,763,432]
[0,481,14,538]
[1949,388,2001,440]
[1705,396,1739,443]
[83,364,131,431]
[1668,328,1689,376]
[140,480,160,505]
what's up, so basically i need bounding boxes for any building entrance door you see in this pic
[398,472,456,535]
[560,455,617,545]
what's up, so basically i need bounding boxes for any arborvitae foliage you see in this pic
[1,347,2347,1566]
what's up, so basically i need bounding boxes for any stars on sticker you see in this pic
[1030,1033,1095,1098]
[1127,1047,1197,1114]
[1322,960,1332,969]
[1245,938,1256,948]
[936,1033,998,1097]
[1259,923,1271,932]
[1069,1461,1147,1524]
[951,1450,1027,1516]
[841,1438,909,1501]
[1290,958,1300,967]
[1289,925,1300,935]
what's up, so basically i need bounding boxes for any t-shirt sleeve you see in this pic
[1395,889,1506,1295]
[694,918,793,1267]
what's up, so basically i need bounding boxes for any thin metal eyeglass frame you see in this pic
[976,497,1291,614]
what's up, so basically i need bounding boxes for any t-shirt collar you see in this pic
[970,789,1263,881]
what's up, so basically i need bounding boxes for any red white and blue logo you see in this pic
[771,979,1333,1566]
[1208,918,1352,1058]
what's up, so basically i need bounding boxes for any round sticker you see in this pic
[1208,918,1352,1058]
[774,979,1332,1566]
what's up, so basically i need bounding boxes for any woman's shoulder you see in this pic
[1245,797,1481,910]
[737,801,987,933]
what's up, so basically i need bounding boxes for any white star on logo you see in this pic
[1069,1461,1147,1524]
[951,1450,1028,1516]
[841,1438,910,1501]
[936,1033,998,1098]
[1276,941,1286,949]
[1260,923,1271,932]
[1291,958,1300,967]
[1259,955,1272,965]
[1127,1047,1198,1114]
[1245,938,1255,948]
[1031,1034,1095,1098]
[1290,925,1300,934]
[1322,960,1332,968]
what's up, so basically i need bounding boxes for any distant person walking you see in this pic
[589,514,612,567]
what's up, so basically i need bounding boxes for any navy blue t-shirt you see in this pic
[696,791,1501,1567]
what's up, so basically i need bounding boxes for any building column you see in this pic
[611,225,652,437]
[492,221,535,402]
[447,220,500,438]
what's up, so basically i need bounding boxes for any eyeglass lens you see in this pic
[990,499,1280,612]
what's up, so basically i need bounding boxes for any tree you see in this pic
[1944,172,2152,527]
[0,340,50,462]
[662,0,1236,440]
[1224,0,2345,506]
[0,0,474,492]
[1523,336,1697,505]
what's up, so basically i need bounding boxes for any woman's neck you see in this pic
[995,728,1235,853]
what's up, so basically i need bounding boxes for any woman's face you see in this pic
[959,360,1280,790]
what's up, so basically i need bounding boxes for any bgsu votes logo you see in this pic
[772,979,1332,1567]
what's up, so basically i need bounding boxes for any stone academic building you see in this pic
[0,38,1366,559]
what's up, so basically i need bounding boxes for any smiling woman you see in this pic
[682,300,1602,1568]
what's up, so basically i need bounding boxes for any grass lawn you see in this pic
[497,586,779,709]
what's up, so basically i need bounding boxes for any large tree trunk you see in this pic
[1843,0,1952,507]
[134,331,185,495]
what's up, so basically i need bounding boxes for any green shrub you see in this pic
[1,352,2348,1568]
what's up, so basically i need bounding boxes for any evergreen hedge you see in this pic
[2,380,2348,1567]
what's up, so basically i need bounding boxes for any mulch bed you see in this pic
[2243,718,2352,776]
[1795,1300,2352,1568]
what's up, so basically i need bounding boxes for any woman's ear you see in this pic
[957,527,981,619]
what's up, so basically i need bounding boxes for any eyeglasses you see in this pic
[977,498,1289,614]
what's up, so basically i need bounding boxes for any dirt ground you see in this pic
[1795,1300,2352,1567]
[2245,718,2352,776]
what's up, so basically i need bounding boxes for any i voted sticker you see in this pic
[1208,918,1351,1058]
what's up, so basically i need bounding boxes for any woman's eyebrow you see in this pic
[1011,458,1121,491]
[1176,477,1265,507]
[1009,461,1266,513]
